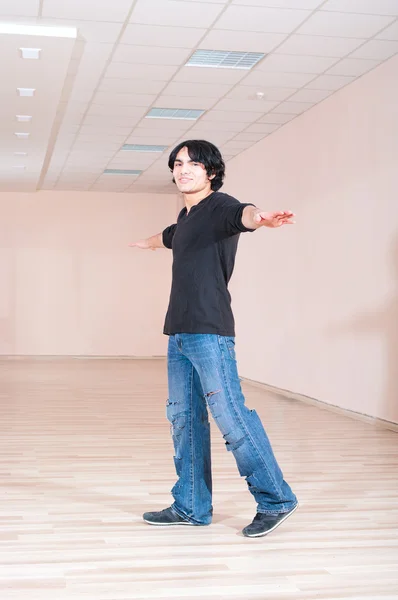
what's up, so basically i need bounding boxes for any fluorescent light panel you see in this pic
[17,88,35,97]
[103,169,142,175]
[14,132,30,139]
[186,50,265,70]
[122,144,168,152]
[14,152,28,156]
[19,48,41,59]
[0,23,76,38]
[146,108,205,120]
[16,115,32,122]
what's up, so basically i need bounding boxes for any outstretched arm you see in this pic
[242,206,295,230]
[129,233,165,251]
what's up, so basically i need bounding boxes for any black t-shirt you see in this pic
[162,191,255,336]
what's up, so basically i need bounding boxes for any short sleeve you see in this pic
[162,224,177,249]
[212,194,256,238]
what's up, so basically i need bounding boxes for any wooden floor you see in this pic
[1,359,397,600]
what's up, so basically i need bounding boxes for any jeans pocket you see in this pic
[225,336,236,361]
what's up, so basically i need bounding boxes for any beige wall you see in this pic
[225,55,398,424]
[0,191,177,356]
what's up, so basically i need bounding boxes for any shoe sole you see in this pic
[143,518,198,526]
[243,503,299,538]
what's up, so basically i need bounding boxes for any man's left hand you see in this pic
[253,210,295,228]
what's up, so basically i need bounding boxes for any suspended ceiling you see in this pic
[1,0,398,193]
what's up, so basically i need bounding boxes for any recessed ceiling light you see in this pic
[186,50,265,70]
[122,144,168,152]
[13,165,26,170]
[0,23,76,39]
[14,152,28,156]
[16,115,33,122]
[103,169,142,175]
[19,48,41,60]
[146,108,205,120]
[17,88,36,97]
[14,132,30,139]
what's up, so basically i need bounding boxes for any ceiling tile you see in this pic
[287,88,333,102]
[231,132,266,142]
[173,132,235,146]
[108,157,158,169]
[242,70,316,87]
[232,0,323,6]
[227,85,297,102]
[215,5,311,33]
[156,96,218,110]
[99,78,166,95]
[93,92,157,107]
[135,120,193,132]
[326,57,381,76]
[376,20,398,40]
[126,134,180,145]
[305,74,355,90]
[87,105,147,119]
[42,0,133,21]
[256,53,337,73]
[121,24,206,47]
[222,140,253,151]
[105,63,178,81]
[82,116,135,130]
[244,123,280,134]
[112,45,191,66]
[189,121,247,133]
[273,101,314,114]
[130,0,225,28]
[198,30,288,53]
[79,123,132,135]
[162,81,233,98]
[259,112,295,124]
[297,11,395,38]
[321,0,398,16]
[0,0,39,16]
[275,34,365,57]
[77,42,113,70]
[349,39,398,60]
[173,66,246,84]
[213,98,278,112]
[182,0,228,3]
[76,133,127,144]
[200,110,265,123]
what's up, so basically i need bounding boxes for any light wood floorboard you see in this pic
[0,359,397,599]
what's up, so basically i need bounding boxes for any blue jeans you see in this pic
[166,334,297,525]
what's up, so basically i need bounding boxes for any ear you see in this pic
[208,172,216,180]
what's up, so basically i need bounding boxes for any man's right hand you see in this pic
[128,233,165,250]
[128,239,156,250]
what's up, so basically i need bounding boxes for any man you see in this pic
[130,140,298,537]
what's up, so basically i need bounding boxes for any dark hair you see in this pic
[168,140,225,191]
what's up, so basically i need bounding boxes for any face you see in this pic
[172,146,214,195]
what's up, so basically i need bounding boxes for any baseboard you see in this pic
[0,355,167,361]
[241,377,398,433]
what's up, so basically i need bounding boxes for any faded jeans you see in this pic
[166,333,297,525]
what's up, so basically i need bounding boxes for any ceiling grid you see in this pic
[0,0,397,192]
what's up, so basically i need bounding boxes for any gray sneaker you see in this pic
[242,503,298,538]
[143,506,197,526]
